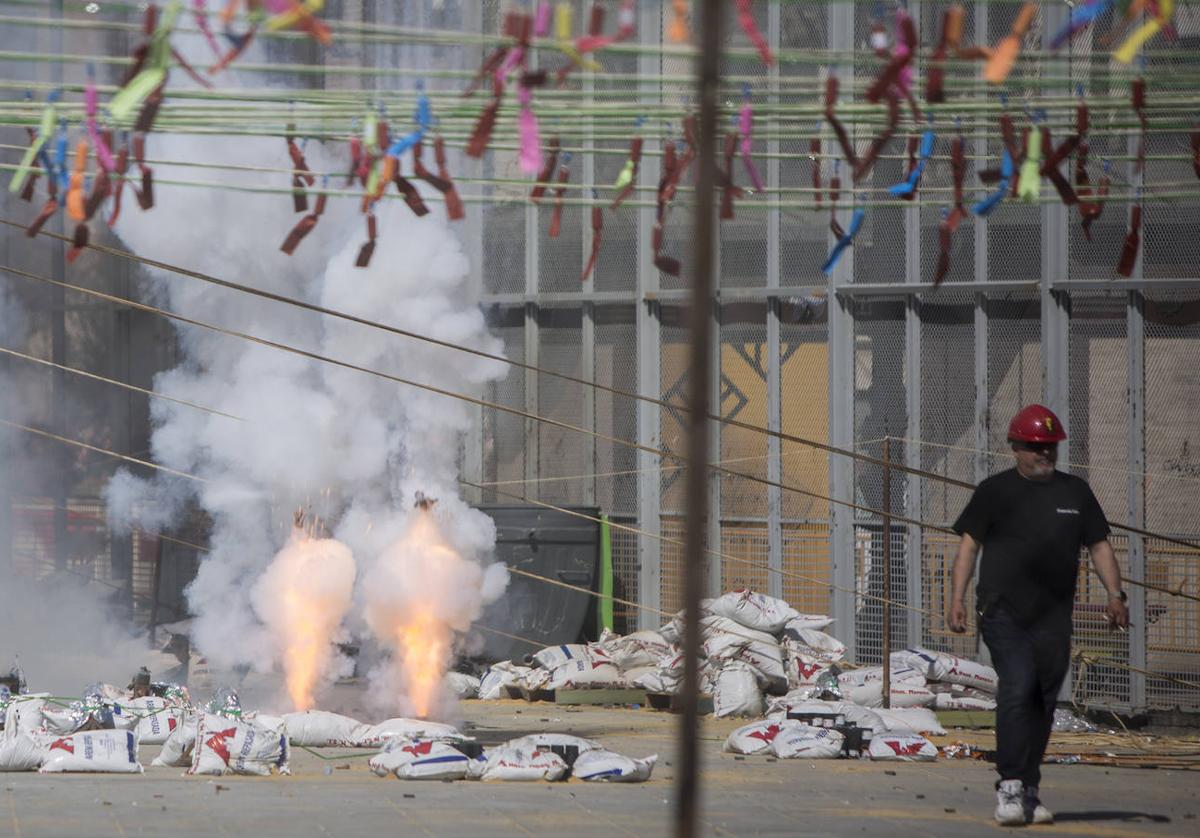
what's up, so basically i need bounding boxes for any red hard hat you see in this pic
[1007,404,1067,443]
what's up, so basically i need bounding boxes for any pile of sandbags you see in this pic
[369,731,656,783]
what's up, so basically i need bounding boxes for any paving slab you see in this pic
[2,700,1196,837]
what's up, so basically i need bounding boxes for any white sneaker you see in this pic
[995,779,1026,825]
[1024,786,1054,824]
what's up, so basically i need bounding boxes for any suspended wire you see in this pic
[0,344,244,421]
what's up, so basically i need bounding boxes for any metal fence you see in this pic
[464,1,1200,713]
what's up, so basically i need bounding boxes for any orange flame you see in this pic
[367,507,464,719]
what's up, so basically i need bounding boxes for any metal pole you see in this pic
[881,435,892,709]
[677,0,721,835]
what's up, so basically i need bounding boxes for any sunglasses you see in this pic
[1013,441,1058,454]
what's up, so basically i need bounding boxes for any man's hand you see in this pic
[947,601,969,633]
[1106,594,1130,631]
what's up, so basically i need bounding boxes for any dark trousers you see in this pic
[980,605,1072,788]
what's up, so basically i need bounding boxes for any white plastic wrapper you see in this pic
[868,734,938,762]
[39,730,142,774]
[573,749,657,782]
[152,713,198,767]
[837,665,926,690]
[845,681,937,709]
[783,614,835,634]
[892,647,998,693]
[355,718,471,748]
[532,644,594,671]
[596,631,672,671]
[724,719,808,755]
[704,590,799,634]
[369,740,471,780]
[444,672,482,700]
[786,628,847,662]
[873,707,947,736]
[503,733,602,753]
[712,662,764,718]
[0,733,46,771]
[770,726,845,759]
[471,746,569,781]
[478,662,531,700]
[930,685,998,711]
[189,713,289,776]
[282,710,368,747]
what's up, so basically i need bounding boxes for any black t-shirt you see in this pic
[953,468,1110,626]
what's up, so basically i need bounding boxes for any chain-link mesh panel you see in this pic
[1067,295,1128,518]
[610,515,640,636]
[779,305,829,521]
[481,307,525,502]
[594,306,639,517]
[720,304,768,518]
[536,307,586,506]
[659,308,690,515]
[1071,537,1133,707]
[853,523,909,665]
[660,516,685,620]
[920,529,977,658]
[1144,537,1200,709]
[721,524,772,594]
[919,295,976,525]
[781,522,832,616]
[853,300,908,515]
[985,296,1042,463]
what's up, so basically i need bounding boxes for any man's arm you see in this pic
[1088,539,1130,629]
[947,533,979,633]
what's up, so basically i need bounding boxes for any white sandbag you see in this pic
[282,710,370,747]
[503,733,603,753]
[784,701,886,734]
[519,667,553,692]
[873,707,946,736]
[444,672,482,700]
[474,746,569,782]
[597,630,673,671]
[724,719,808,755]
[619,665,656,688]
[712,662,764,718]
[107,703,140,731]
[837,665,926,690]
[532,644,593,671]
[190,713,289,776]
[39,730,142,774]
[572,749,657,782]
[3,697,47,737]
[868,734,938,762]
[770,726,845,759]
[478,662,530,700]
[783,614,835,634]
[932,691,997,711]
[152,713,197,767]
[787,628,847,661]
[39,707,78,735]
[631,669,678,694]
[0,733,46,771]
[893,647,998,693]
[703,633,786,690]
[369,740,470,780]
[705,590,799,634]
[545,657,623,690]
[845,681,937,709]
[354,718,471,748]
[126,697,184,745]
[783,645,833,689]
[764,688,824,717]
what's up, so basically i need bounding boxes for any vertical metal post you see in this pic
[50,0,67,573]
[460,0,486,506]
[581,302,597,506]
[707,302,722,599]
[764,0,783,603]
[973,0,991,490]
[826,1,857,661]
[767,298,783,600]
[524,302,540,499]
[677,0,722,833]
[635,0,662,631]
[149,536,164,646]
[881,436,892,707]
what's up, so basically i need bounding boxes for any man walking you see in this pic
[947,404,1129,826]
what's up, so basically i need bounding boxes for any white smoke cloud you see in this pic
[104,102,509,713]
